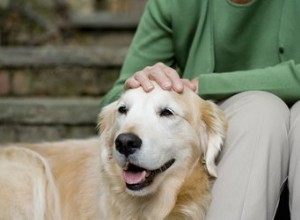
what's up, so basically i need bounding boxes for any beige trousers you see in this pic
[206,91,300,220]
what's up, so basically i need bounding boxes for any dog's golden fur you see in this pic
[0,84,227,220]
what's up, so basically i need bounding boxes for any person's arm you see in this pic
[100,0,175,108]
[199,60,300,105]
[101,0,300,108]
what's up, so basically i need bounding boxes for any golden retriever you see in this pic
[0,82,227,220]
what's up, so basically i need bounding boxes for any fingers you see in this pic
[134,70,155,92]
[124,77,141,90]
[147,64,173,90]
[191,77,199,94]
[181,78,198,93]
[124,67,155,92]
[124,62,193,94]
[163,66,184,93]
[124,63,184,93]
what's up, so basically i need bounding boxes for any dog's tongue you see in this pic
[123,170,147,185]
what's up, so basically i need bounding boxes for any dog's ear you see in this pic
[98,101,118,145]
[199,100,227,177]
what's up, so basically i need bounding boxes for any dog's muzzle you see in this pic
[114,132,175,191]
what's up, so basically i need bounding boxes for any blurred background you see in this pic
[0,0,147,143]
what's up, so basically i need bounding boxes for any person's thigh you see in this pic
[288,100,300,220]
[206,91,290,220]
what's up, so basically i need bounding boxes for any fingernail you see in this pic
[145,83,154,91]
[174,82,183,92]
[162,82,172,89]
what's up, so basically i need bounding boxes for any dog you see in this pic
[0,82,227,220]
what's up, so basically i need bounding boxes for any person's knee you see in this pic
[290,101,300,125]
[248,91,290,134]
[289,101,300,147]
[221,91,289,158]
[218,91,290,169]
[243,91,288,115]
[223,91,289,127]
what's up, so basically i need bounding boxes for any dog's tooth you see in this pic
[124,162,129,170]
[145,171,150,177]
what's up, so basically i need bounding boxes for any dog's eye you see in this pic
[160,108,174,117]
[118,105,128,114]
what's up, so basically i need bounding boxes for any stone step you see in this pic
[0,46,125,96]
[0,46,127,68]
[69,0,146,30]
[0,0,145,46]
[0,97,101,125]
[70,12,140,30]
[0,97,102,143]
[69,0,147,31]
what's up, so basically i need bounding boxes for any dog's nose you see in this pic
[115,133,142,157]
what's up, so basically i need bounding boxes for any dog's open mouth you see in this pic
[122,159,175,191]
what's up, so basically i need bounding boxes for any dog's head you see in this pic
[99,83,227,196]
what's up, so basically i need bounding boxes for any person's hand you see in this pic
[124,62,198,93]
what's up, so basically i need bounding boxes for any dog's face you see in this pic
[99,83,227,196]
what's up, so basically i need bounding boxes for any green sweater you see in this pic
[100,0,300,108]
